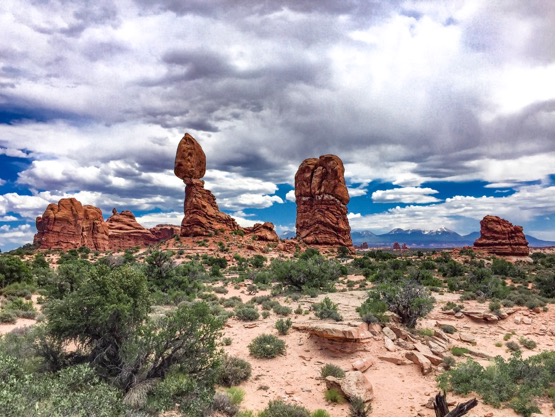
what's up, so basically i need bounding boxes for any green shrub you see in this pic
[275,318,293,335]
[451,347,470,357]
[248,334,286,359]
[0,310,17,324]
[212,391,239,416]
[349,395,371,417]
[217,355,252,387]
[262,311,270,319]
[506,341,521,352]
[311,408,330,417]
[227,386,245,405]
[418,328,435,337]
[324,388,345,403]
[440,324,457,334]
[365,279,434,328]
[443,355,456,370]
[270,256,341,292]
[320,363,345,379]
[222,337,232,346]
[519,337,537,350]
[437,351,554,416]
[313,297,342,321]
[357,296,388,324]
[259,399,310,416]
[235,305,260,321]
[273,304,292,316]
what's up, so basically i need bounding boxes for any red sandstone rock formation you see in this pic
[244,222,279,242]
[295,154,352,247]
[181,179,242,236]
[473,215,529,256]
[34,200,180,251]
[106,208,159,250]
[393,242,401,250]
[34,198,110,251]
[174,133,279,240]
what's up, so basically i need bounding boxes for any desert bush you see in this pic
[437,351,554,416]
[519,337,537,350]
[259,399,310,416]
[324,388,345,403]
[440,324,457,334]
[313,297,342,321]
[226,386,245,405]
[217,355,252,387]
[357,296,388,324]
[248,334,286,359]
[320,363,345,379]
[535,273,555,298]
[0,310,17,324]
[451,347,470,357]
[270,255,341,292]
[0,255,33,288]
[273,303,292,316]
[349,395,371,417]
[311,408,330,416]
[235,305,260,321]
[275,318,292,335]
[365,279,434,328]
[506,341,521,353]
[442,355,456,370]
[211,391,239,416]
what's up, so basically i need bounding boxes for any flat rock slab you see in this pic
[294,322,373,353]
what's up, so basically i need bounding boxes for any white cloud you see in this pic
[372,187,440,204]
[134,211,183,228]
[285,190,296,202]
[0,215,18,222]
[0,224,34,251]
[350,184,555,237]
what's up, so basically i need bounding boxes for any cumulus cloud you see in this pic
[372,187,440,204]
[285,190,296,202]
[0,224,34,250]
[0,0,553,248]
[350,184,555,234]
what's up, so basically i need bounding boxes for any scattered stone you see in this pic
[382,326,397,341]
[368,323,382,336]
[325,371,374,402]
[243,323,258,328]
[352,357,374,372]
[405,351,432,375]
[454,312,464,318]
[396,339,415,350]
[459,333,476,345]
[384,337,397,352]
[414,342,443,365]
[388,325,410,340]
[522,317,532,325]
[514,316,522,325]
[378,355,407,366]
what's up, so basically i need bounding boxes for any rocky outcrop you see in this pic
[106,209,159,250]
[295,155,352,247]
[293,322,372,353]
[244,222,279,242]
[473,215,529,256]
[175,133,279,240]
[34,199,179,251]
[325,371,374,403]
[34,198,110,251]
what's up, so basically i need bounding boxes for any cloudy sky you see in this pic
[0,0,554,250]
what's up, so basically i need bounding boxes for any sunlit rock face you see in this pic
[295,154,352,247]
[473,215,529,256]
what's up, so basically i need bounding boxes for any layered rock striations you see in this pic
[174,133,279,242]
[473,215,529,256]
[106,209,159,250]
[34,198,110,251]
[34,200,180,251]
[295,154,352,247]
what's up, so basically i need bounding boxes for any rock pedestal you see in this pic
[295,154,352,247]
[473,215,529,256]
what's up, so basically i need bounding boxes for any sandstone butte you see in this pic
[295,154,353,248]
[473,215,529,256]
[174,133,279,242]
[34,198,179,251]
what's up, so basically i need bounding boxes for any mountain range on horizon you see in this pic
[280,227,554,248]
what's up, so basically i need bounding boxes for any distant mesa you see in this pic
[174,133,279,242]
[34,198,180,251]
[295,154,353,248]
[473,215,529,256]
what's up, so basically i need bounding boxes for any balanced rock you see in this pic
[295,155,352,247]
[174,133,206,180]
[473,215,529,256]
[34,198,110,251]
[244,222,279,242]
